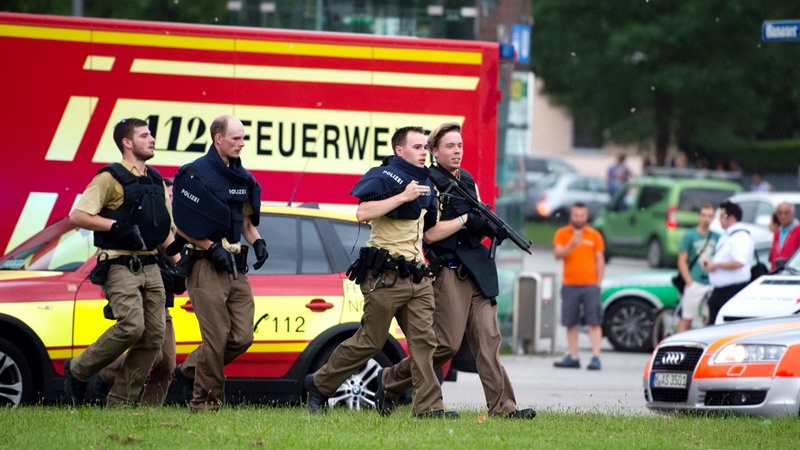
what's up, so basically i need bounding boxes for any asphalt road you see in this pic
[440,247,658,415]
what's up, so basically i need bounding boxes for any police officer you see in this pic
[171,115,269,412]
[305,126,457,419]
[89,179,184,406]
[65,118,176,407]
[376,122,536,419]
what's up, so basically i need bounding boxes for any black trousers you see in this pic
[707,281,749,325]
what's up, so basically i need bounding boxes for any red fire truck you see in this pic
[0,12,500,254]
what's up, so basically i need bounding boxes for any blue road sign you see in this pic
[762,20,800,41]
[511,23,531,63]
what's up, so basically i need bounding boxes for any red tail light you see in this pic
[666,205,678,229]
[536,195,550,217]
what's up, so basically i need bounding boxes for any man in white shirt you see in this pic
[703,201,754,324]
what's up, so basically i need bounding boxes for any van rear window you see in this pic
[678,188,738,212]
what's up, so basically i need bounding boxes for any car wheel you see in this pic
[604,299,656,352]
[646,238,664,268]
[0,338,33,407]
[550,208,569,223]
[309,344,392,411]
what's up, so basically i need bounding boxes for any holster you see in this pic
[345,246,429,286]
[89,254,111,285]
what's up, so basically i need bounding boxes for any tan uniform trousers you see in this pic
[382,267,518,416]
[312,272,443,416]
[181,259,254,412]
[70,263,166,407]
[99,308,176,406]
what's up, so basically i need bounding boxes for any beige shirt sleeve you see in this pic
[73,172,124,215]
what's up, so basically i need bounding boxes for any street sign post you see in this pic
[762,20,800,41]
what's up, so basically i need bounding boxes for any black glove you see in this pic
[466,211,489,235]
[110,221,144,249]
[166,235,187,256]
[208,242,235,274]
[252,238,269,270]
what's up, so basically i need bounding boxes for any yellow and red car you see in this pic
[644,314,800,416]
[0,206,408,408]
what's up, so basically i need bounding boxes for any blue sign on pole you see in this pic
[511,23,531,63]
[762,20,800,41]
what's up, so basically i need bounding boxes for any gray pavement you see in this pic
[441,246,655,415]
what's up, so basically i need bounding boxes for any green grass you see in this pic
[524,220,562,247]
[1,405,796,449]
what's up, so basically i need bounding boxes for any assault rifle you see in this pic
[442,181,532,259]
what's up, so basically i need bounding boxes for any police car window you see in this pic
[0,226,94,272]
[251,215,298,275]
[331,221,370,259]
[300,218,331,274]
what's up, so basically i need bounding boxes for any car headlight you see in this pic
[713,344,786,364]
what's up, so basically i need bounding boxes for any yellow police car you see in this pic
[0,206,408,408]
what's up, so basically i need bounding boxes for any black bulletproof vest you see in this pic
[94,163,171,251]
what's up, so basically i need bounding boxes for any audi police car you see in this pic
[644,314,800,417]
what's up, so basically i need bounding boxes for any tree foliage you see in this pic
[531,0,800,168]
[1,0,227,25]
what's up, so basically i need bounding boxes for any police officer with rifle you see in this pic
[171,115,269,412]
[375,122,536,419]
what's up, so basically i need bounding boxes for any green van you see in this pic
[593,175,742,268]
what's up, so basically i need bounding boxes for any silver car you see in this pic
[526,172,609,222]
[644,314,800,417]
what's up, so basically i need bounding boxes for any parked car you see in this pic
[593,175,742,268]
[525,173,610,222]
[523,155,578,188]
[0,206,410,408]
[716,243,800,324]
[601,238,772,352]
[644,314,800,417]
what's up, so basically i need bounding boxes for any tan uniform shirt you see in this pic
[365,210,426,262]
[74,160,172,258]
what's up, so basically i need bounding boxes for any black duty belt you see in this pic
[107,254,159,275]
[185,246,248,273]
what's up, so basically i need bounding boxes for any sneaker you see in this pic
[173,364,194,403]
[587,356,602,371]
[507,408,537,419]
[304,374,328,414]
[63,359,87,404]
[416,410,460,419]
[374,368,396,417]
[553,355,580,369]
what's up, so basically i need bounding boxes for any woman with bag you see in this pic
[675,204,719,332]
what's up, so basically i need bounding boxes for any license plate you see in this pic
[652,372,688,389]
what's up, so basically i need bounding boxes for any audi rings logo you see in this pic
[660,352,686,365]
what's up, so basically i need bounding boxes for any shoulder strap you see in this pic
[687,233,712,270]
[100,162,137,186]
[728,228,760,263]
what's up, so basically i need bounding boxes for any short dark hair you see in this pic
[698,203,715,213]
[427,122,461,150]
[720,200,743,221]
[113,118,149,153]
[391,126,425,154]
[572,202,588,209]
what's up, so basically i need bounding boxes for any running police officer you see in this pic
[376,122,536,419]
[305,126,458,419]
[65,118,176,407]
[171,115,269,412]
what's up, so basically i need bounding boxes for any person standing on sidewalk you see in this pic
[675,204,719,332]
[552,202,605,370]
[374,122,535,419]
